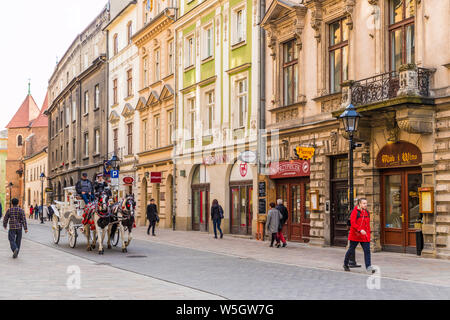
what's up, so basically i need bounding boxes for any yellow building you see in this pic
[132,1,177,227]
[23,148,48,208]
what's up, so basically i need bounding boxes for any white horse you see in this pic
[117,194,136,253]
[93,191,113,255]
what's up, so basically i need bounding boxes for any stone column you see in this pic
[397,63,420,97]
[340,80,354,109]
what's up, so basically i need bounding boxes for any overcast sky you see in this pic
[0,0,108,130]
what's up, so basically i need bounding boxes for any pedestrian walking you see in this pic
[39,205,44,224]
[29,205,34,219]
[211,199,224,239]
[47,205,54,222]
[276,199,288,248]
[343,198,375,273]
[34,204,39,220]
[3,198,28,259]
[266,202,282,248]
[146,199,159,236]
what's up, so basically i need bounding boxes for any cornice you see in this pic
[133,9,175,47]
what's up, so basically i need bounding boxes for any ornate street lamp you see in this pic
[110,154,120,171]
[340,104,362,268]
[40,173,46,224]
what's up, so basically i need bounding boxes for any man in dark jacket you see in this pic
[76,173,95,204]
[47,205,54,222]
[94,174,110,196]
[211,199,224,239]
[146,199,159,236]
[34,204,39,220]
[3,198,28,259]
[276,199,288,248]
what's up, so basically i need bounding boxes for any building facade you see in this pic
[133,0,177,227]
[173,0,261,234]
[106,1,141,200]
[0,130,7,210]
[24,148,48,208]
[47,7,109,201]
[260,0,450,259]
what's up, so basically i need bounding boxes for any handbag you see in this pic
[219,206,224,219]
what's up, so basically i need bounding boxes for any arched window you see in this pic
[17,135,23,146]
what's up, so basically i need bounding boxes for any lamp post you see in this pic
[8,182,13,209]
[40,173,46,224]
[340,104,362,268]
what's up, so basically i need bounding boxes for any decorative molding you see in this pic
[309,0,323,42]
[135,96,147,112]
[146,91,160,106]
[344,0,356,30]
[293,7,307,50]
[121,103,135,118]
[109,110,120,124]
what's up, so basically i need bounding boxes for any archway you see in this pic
[57,182,62,201]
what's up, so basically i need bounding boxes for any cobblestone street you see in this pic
[1,219,450,300]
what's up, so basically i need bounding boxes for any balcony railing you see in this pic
[347,66,433,107]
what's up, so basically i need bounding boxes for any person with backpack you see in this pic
[3,198,28,259]
[211,199,224,239]
[266,202,282,248]
[276,199,288,248]
[343,198,375,273]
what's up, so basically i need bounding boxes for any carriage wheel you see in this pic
[112,226,120,247]
[68,220,78,249]
[52,216,60,244]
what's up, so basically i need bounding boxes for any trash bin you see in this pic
[416,230,424,256]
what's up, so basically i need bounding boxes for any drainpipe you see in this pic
[258,0,266,174]
[172,9,178,231]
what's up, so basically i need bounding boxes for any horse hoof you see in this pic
[122,248,127,253]
[91,245,96,250]
[87,247,92,252]
[99,250,104,255]
[108,245,112,249]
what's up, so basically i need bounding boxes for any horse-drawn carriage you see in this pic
[51,186,136,254]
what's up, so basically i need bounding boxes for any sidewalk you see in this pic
[132,225,450,288]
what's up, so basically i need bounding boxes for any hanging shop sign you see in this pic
[376,141,422,168]
[295,147,315,160]
[123,177,134,185]
[239,151,257,164]
[269,160,310,179]
[202,154,230,165]
[150,172,162,184]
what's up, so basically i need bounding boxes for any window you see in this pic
[72,65,76,78]
[127,22,132,45]
[84,53,89,69]
[94,85,100,110]
[188,98,196,139]
[66,141,69,160]
[168,110,174,144]
[84,133,89,157]
[72,98,76,122]
[95,129,100,154]
[206,91,215,131]
[236,79,248,128]
[55,117,59,132]
[65,104,70,125]
[60,110,64,129]
[17,135,23,146]
[143,58,148,87]
[127,123,133,155]
[203,26,214,59]
[113,128,119,155]
[113,34,118,55]
[142,120,148,151]
[283,40,298,106]
[72,138,76,160]
[185,36,194,68]
[329,18,349,93]
[232,7,246,45]
[168,41,174,75]
[155,50,160,82]
[389,0,415,71]
[127,69,133,97]
[113,79,118,104]
[60,146,63,163]
[84,91,89,114]
[154,116,160,148]
[94,44,99,57]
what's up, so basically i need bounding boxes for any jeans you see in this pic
[147,221,156,235]
[344,241,371,269]
[8,229,22,253]
[81,193,94,205]
[213,219,223,238]
[270,233,279,246]
[277,230,287,244]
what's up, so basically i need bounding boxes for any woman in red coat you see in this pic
[343,198,375,273]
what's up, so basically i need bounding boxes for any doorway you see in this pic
[276,179,310,242]
[191,165,210,232]
[330,156,349,247]
[381,168,422,253]
[230,184,253,235]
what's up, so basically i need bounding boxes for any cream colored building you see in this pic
[260,0,450,259]
[24,148,48,208]
[106,1,141,199]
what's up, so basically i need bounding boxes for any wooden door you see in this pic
[381,168,421,253]
[331,180,349,247]
[192,186,209,232]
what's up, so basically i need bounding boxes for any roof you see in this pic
[5,94,40,129]
[31,92,49,128]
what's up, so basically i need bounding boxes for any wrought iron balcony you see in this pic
[347,65,433,107]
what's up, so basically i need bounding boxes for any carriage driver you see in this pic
[76,173,95,205]
[94,174,111,197]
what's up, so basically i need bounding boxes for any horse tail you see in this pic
[110,223,118,237]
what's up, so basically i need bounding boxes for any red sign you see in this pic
[123,177,134,185]
[240,163,248,177]
[269,160,311,179]
[150,172,162,184]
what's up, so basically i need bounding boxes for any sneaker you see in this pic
[13,249,19,259]
[348,262,362,268]
[276,244,281,248]
[269,244,273,247]
[220,234,223,239]
[282,243,287,248]
[343,265,350,272]
[366,266,376,274]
